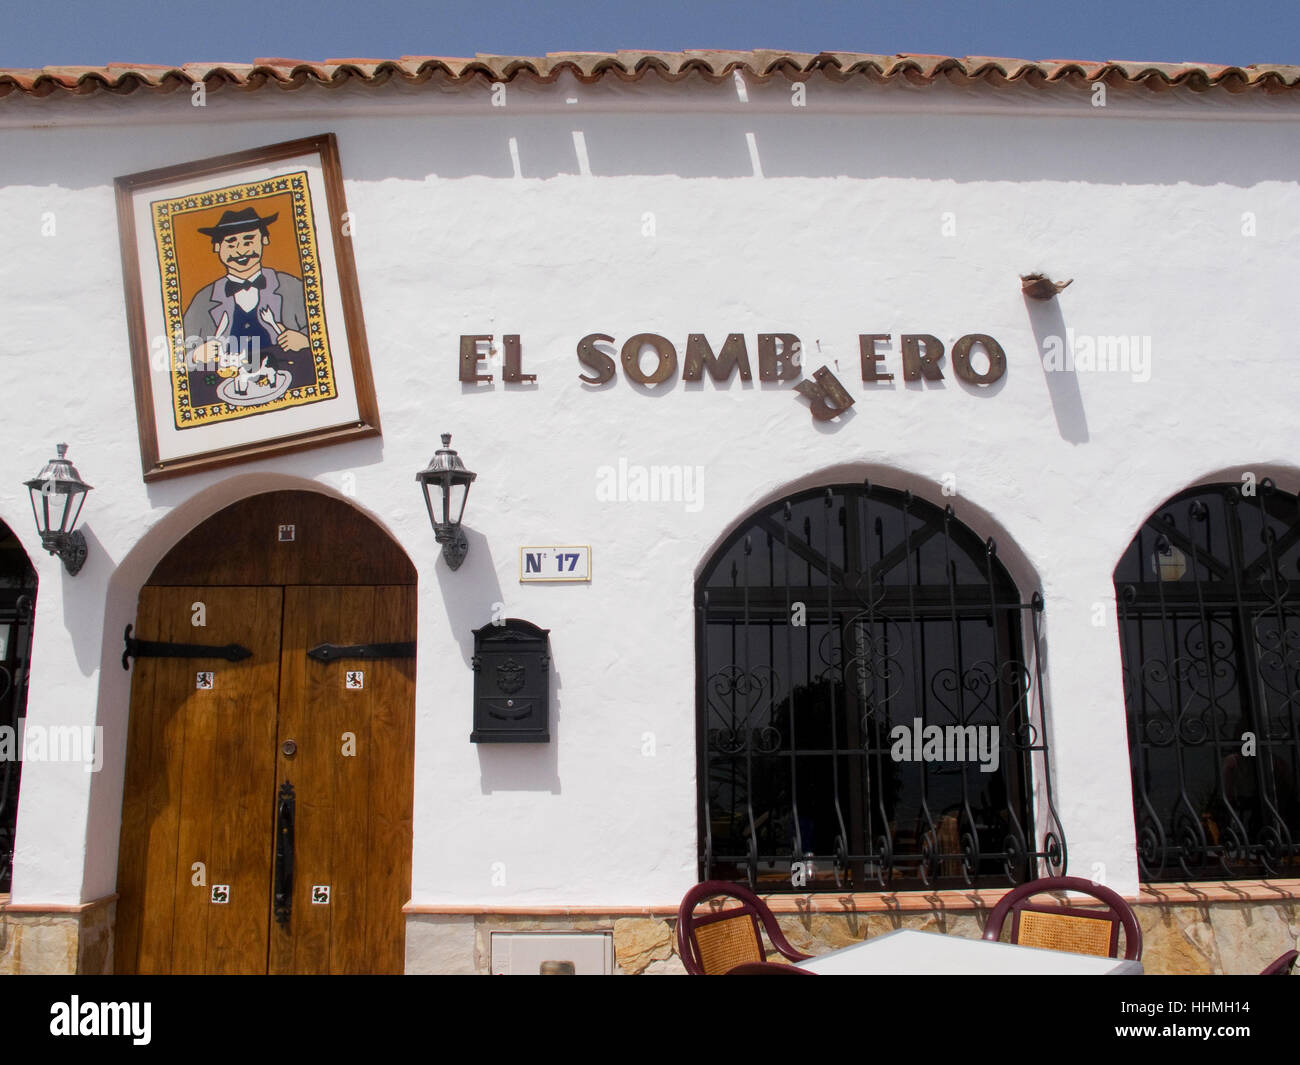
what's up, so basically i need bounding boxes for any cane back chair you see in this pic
[982,876,1143,961]
[677,881,813,975]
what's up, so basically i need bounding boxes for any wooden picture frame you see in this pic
[115,133,380,481]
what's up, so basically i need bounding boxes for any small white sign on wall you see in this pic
[519,546,592,583]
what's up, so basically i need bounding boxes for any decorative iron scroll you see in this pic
[697,482,1066,893]
[1116,480,1300,882]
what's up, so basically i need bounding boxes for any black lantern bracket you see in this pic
[47,529,87,576]
[439,524,470,573]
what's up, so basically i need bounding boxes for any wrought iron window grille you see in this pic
[0,522,37,894]
[1116,479,1300,882]
[696,482,1066,893]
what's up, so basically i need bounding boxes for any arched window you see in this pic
[1115,479,1300,881]
[696,482,1065,892]
[0,519,37,892]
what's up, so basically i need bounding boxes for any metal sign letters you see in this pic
[458,331,1007,422]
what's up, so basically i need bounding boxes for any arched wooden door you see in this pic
[115,491,416,974]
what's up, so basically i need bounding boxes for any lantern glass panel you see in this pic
[46,487,76,535]
[419,479,440,529]
[66,489,86,534]
[447,481,470,527]
[51,488,79,535]
[28,485,47,535]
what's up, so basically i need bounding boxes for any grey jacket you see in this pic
[181,267,308,343]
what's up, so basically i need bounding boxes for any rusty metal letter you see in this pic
[757,334,802,381]
[951,334,1006,385]
[795,365,855,421]
[900,334,945,381]
[502,334,535,383]
[683,333,753,383]
[620,333,678,385]
[577,333,617,385]
[859,334,893,382]
[459,335,493,383]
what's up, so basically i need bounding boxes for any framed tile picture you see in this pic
[115,133,380,481]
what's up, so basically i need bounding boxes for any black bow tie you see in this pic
[225,275,266,296]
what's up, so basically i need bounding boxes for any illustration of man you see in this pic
[181,206,313,404]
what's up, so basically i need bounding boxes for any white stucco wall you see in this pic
[1,70,1298,906]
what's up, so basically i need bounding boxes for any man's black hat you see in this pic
[197,206,279,240]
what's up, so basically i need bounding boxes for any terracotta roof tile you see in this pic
[2,51,1298,100]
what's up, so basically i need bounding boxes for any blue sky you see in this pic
[4,0,1297,69]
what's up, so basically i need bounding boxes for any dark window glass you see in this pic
[1115,480,1300,881]
[696,483,1065,892]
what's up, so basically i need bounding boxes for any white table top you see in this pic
[799,929,1143,975]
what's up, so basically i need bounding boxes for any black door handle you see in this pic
[274,781,294,926]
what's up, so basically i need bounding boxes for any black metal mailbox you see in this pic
[471,619,550,743]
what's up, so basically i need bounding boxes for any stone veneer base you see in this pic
[3,884,1294,974]
[404,881,1300,975]
[0,895,116,974]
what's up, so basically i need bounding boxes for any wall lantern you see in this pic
[416,434,477,571]
[24,443,92,575]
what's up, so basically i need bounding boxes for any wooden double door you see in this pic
[115,582,415,974]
